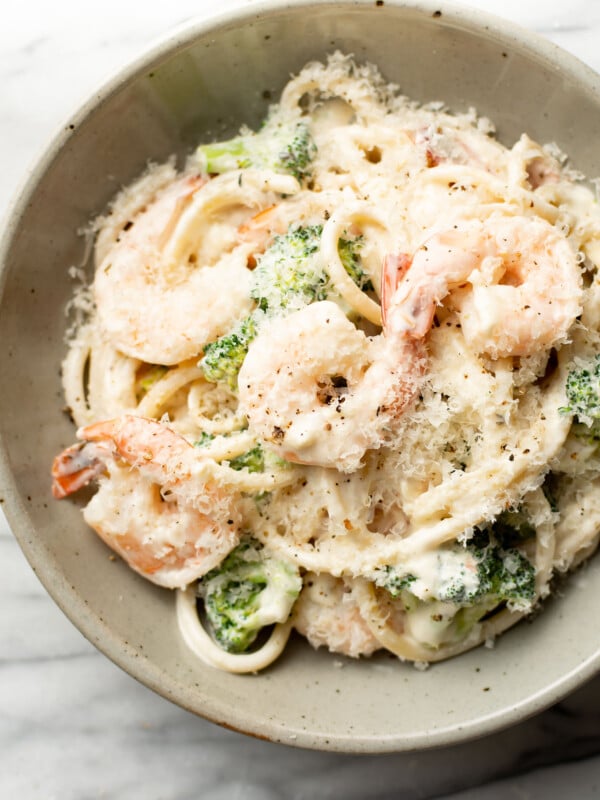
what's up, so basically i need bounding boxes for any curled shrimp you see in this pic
[238,298,426,472]
[52,415,241,588]
[94,169,298,365]
[292,573,380,658]
[392,214,582,358]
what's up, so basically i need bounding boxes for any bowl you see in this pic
[3,0,600,753]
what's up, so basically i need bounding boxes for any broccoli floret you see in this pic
[377,528,535,609]
[376,568,417,597]
[251,224,329,314]
[278,123,317,181]
[193,436,287,475]
[467,529,536,605]
[199,226,326,388]
[375,548,478,605]
[228,443,288,474]
[374,517,536,650]
[200,313,261,389]
[338,235,373,291]
[198,537,302,653]
[560,355,600,425]
[136,364,168,398]
[560,356,600,441]
[250,225,374,315]
[196,121,316,181]
[228,445,265,473]
[194,432,216,448]
[374,529,535,649]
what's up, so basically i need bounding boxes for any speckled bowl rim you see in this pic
[2,0,600,752]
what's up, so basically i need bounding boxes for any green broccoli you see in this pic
[251,225,373,315]
[463,528,536,605]
[136,364,168,398]
[374,520,536,650]
[228,445,265,473]
[228,443,287,474]
[560,355,600,424]
[194,432,216,448]
[200,312,261,389]
[378,528,535,607]
[194,435,287,476]
[198,537,302,653]
[198,227,325,388]
[196,120,316,181]
[251,224,329,314]
[338,235,373,291]
[376,568,417,597]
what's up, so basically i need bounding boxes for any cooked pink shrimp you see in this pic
[391,214,582,358]
[95,170,297,364]
[238,299,427,472]
[293,573,380,658]
[52,415,241,588]
[380,252,411,326]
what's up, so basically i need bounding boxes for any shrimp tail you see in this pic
[77,418,120,444]
[77,415,199,490]
[51,442,107,499]
[381,253,411,327]
[78,416,154,468]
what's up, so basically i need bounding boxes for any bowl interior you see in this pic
[2,0,600,752]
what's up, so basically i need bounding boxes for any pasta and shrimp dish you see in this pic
[52,54,600,673]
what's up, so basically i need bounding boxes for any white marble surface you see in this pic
[3,1,600,797]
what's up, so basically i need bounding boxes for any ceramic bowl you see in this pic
[2,0,600,752]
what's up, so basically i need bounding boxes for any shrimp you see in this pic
[292,573,380,658]
[237,300,427,472]
[239,212,581,473]
[94,169,299,365]
[392,214,582,358]
[52,415,241,588]
[51,440,110,499]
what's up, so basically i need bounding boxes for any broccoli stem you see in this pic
[196,121,316,181]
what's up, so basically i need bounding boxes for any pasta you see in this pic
[52,53,600,673]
